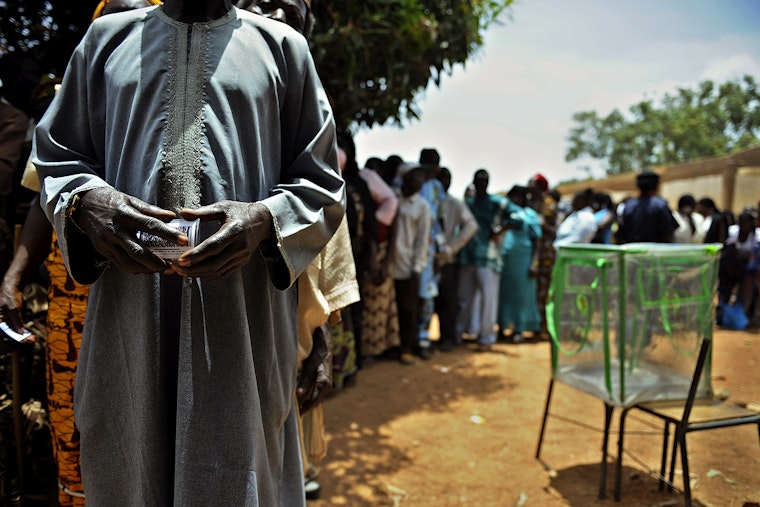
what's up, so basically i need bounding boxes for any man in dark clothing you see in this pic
[618,171,678,243]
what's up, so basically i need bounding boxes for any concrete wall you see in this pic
[733,167,760,212]
[660,174,724,209]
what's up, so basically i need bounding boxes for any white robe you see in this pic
[34,6,344,506]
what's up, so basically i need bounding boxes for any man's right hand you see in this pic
[72,187,186,274]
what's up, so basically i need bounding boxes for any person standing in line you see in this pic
[0,2,160,504]
[719,210,760,323]
[33,0,345,504]
[359,159,398,235]
[526,173,558,340]
[326,144,363,389]
[335,132,377,374]
[358,156,401,361]
[617,171,678,244]
[393,167,431,365]
[591,192,616,244]
[497,185,542,344]
[0,59,40,227]
[433,167,477,351]
[696,197,719,237]
[294,207,359,499]
[456,169,507,352]
[673,193,706,244]
[0,78,29,204]
[415,147,445,359]
[553,188,598,247]
[237,1,360,501]
[696,196,731,245]
[380,155,404,189]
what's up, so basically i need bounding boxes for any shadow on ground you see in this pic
[549,462,705,507]
[317,346,518,505]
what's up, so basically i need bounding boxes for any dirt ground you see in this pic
[309,322,760,507]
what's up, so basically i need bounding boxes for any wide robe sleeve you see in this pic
[33,26,112,285]
[259,35,345,289]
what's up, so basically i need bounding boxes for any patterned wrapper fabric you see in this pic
[45,232,89,506]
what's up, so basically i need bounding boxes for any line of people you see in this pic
[336,147,568,361]
[552,171,759,329]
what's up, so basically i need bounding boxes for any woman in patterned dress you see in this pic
[527,174,558,340]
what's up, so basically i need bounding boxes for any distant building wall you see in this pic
[660,175,724,209]
[556,145,760,214]
[733,167,760,212]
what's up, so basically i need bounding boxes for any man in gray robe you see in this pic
[33,0,344,505]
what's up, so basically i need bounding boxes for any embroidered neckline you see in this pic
[154,5,237,29]
[160,18,209,211]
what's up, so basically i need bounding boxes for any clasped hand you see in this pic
[74,188,272,279]
[173,200,273,280]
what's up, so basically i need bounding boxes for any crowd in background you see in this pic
[2,45,760,505]
[3,88,760,497]
[331,146,760,373]
[10,106,754,364]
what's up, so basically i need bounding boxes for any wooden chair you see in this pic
[614,337,760,506]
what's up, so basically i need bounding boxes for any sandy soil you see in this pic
[309,324,760,507]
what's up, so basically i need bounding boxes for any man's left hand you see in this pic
[173,201,272,279]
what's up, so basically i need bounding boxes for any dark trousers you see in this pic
[395,276,420,355]
[434,263,460,347]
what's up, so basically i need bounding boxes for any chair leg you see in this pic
[598,403,614,500]
[658,422,670,491]
[535,379,555,459]
[667,426,679,492]
[613,407,631,501]
[678,431,692,507]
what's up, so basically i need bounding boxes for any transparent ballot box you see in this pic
[547,243,721,407]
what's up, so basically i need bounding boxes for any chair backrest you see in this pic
[681,336,712,422]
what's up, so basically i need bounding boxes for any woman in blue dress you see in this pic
[497,185,543,342]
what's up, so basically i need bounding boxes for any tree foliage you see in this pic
[310,1,512,131]
[0,0,512,131]
[565,75,760,175]
[0,0,94,75]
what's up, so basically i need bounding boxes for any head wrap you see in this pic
[531,173,549,192]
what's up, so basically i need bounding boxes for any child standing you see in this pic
[393,167,430,364]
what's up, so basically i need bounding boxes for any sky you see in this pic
[353,0,760,199]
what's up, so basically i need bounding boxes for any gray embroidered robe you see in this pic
[33,6,344,506]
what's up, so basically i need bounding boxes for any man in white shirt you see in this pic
[554,188,598,248]
[392,166,431,364]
